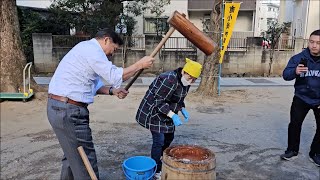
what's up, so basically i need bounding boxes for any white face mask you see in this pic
[181,75,192,86]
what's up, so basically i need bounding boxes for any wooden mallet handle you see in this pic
[77,146,98,180]
[124,27,176,90]
[124,13,187,90]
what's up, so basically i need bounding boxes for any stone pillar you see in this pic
[32,33,53,72]
[294,37,304,54]
[278,0,287,23]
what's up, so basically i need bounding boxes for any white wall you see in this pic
[188,11,208,32]
[234,11,253,32]
[259,5,268,33]
[254,1,262,37]
[292,0,309,38]
[279,0,294,23]
[284,0,319,38]
[132,0,188,37]
[161,0,188,37]
[305,0,320,38]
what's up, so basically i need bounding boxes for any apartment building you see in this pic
[130,0,260,38]
[259,2,279,33]
[279,0,320,38]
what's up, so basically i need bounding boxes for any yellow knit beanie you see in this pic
[182,58,202,78]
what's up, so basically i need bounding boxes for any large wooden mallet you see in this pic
[124,11,217,90]
[78,146,98,180]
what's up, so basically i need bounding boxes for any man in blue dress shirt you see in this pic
[47,28,154,179]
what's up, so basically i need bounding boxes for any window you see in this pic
[144,17,169,35]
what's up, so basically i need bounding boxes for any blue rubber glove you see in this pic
[181,108,189,122]
[172,114,182,126]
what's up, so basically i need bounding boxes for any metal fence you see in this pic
[121,36,145,50]
[163,37,195,50]
[52,35,90,48]
[51,34,301,52]
[232,31,254,38]
[227,38,247,51]
[227,37,296,51]
[302,39,309,49]
[275,37,295,51]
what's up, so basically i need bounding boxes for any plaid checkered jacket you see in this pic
[136,68,190,133]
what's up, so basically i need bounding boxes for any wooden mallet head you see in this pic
[168,11,216,55]
[124,11,216,90]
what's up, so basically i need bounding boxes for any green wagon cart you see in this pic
[0,62,34,102]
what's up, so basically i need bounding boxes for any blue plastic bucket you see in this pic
[122,156,157,180]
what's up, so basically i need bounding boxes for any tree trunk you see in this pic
[268,33,281,76]
[0,0,26,92]
[196,0,222,96]
[268,49,275,76]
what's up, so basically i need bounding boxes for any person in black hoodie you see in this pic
[281,29,320,167]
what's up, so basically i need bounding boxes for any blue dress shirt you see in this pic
[49,38,123,104]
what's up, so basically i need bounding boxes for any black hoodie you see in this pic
[283,48,320,106]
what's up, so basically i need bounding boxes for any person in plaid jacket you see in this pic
[136,58,202,176]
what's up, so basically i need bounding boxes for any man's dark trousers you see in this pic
[47,98,99,180]
[287,96,320,156]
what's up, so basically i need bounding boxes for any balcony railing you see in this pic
[227,38,247,51]
[162,37,196,50]
[302,39,309,49]
[276,37,295,51]
[121,36,145,50]
[232,31,254,39]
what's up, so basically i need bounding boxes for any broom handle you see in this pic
[77,146,98,180]
[124,27,176,90]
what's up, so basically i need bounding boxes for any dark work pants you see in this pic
[150,131,174,173]
[47,98,99,180]
[287,96,320,156]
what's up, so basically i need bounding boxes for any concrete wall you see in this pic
[33,33,296,76]
[32,33,56,73]
[52,48,70,64]
[222,48,294,76]
[112,49,145,68]
[160,50,198,72]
